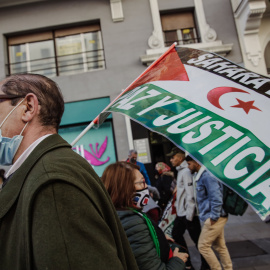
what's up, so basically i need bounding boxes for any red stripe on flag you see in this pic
[93,44,188,125]
[124,46,189,93]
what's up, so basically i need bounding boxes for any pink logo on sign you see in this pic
[73,136,110,166]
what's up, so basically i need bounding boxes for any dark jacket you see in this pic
[155,172,174,210]
[117,209,185,270]
[136,160,151,186]
[0,134,138,270]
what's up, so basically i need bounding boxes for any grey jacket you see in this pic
[175,160,196,221]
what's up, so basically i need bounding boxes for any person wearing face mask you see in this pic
[127,149,151,186]
[0,97,27,167]
[102,161,188,270]
[0,74,138,270]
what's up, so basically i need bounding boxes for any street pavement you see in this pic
[185,206,270,269]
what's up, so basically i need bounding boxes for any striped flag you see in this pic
[90,44,270,220]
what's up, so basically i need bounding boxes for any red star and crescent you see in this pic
[207,87,262,114]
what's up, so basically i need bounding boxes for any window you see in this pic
[161,11,200,47]
[6,23,105,77]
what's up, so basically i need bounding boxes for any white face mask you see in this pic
[0,98,27,165]
[133,187,150,208]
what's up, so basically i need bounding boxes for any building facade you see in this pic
[230,0,270,76]
[0,0,244,179]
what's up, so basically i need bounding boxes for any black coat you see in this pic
[156,172,174,210]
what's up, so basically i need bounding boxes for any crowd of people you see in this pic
[0,73,232,270]
[124,146,232,270]
[125,146,232,270]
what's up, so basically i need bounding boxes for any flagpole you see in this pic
[71,121,94,146]
[70,42,177,147]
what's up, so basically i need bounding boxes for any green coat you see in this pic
[0,134,138,270]
[117,210,186,270]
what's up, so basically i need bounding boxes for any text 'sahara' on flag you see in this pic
[97,44,270,220]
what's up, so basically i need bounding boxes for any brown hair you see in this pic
[101,162,140,209]
[1,74,64,131]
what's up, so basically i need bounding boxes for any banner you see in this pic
[94,44,270,220]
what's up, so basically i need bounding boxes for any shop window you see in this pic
[59,121,116,177]
[6,23,105,77]
[161,11,200,47]
[59,98,116,177]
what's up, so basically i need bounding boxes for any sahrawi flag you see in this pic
[93,43,270,220]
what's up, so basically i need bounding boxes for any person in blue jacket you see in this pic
[186,156,233,270]
[127,149,151,186]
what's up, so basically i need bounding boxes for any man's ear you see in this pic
[21,93,39,122]
[180,155,185,162]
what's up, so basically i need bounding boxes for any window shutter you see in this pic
[161,12,195,31]
[8,32,53,45]
[55,25,100,38]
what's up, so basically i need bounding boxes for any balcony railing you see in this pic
[164,37,201,47]
[6,48,105,77]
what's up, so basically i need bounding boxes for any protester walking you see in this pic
[155,162,175,212]
[102,161,189,270]
[186,156,233,270]
[0,74,138,270]
[167,147,209,270]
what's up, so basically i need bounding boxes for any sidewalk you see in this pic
[185,206,270,269]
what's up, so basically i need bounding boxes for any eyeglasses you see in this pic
[134,179,146,188]
[0,94,25,103]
